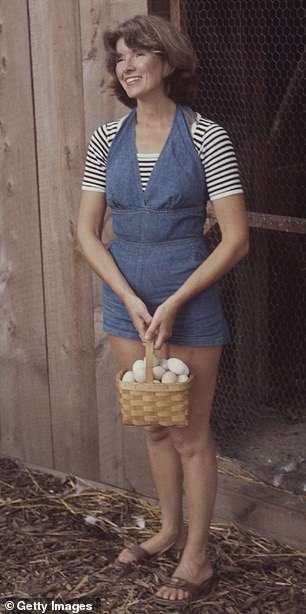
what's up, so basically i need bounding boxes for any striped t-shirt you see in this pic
[82,112,243,200]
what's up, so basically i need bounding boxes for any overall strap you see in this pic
[181,105,197,130]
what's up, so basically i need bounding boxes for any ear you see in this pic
[162,61,174,78]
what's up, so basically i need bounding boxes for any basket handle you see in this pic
[145,340,154,384]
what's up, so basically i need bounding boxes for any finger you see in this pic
[142,310,153,326]
[137,315,152,341]
[155,321,173,349]
[136,321,148,342]
[144,328,154,341]
[154,328,167,350]
[154,335,164,350]
[144,319,158,341]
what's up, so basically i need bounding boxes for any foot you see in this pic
[155,555,214,603]
[116,528,186,565]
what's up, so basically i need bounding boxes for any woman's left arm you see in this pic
[145,193,249,348]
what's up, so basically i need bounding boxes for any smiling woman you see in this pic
[78,13,249,608]
[114,40,169,103]
[103,13,197,106]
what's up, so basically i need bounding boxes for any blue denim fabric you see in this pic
[103,104,230,346]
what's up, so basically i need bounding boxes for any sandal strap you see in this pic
[162,574,215,596]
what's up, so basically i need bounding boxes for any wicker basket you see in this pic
[116,340,193,427]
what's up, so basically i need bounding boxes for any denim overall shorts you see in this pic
[103,104,230,346]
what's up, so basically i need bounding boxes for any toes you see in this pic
[175,589,189,601]
[156,586,189,602]
[156,587,170,600]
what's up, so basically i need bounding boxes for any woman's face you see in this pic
[115,37,168,101]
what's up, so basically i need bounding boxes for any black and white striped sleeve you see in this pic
[81,124,111,192]
[193,117,244,201]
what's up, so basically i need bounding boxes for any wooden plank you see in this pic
[79,0,127,143]
[170,0,182,30]
[79,0,149,141]
[214,458,306,550]
[79,0,147,489]
[24,457,306,550]
[248,211,306,234]
[95,327,126,488]
[28,0,99,479]
[206,210,306,234]
[0,0,52,464]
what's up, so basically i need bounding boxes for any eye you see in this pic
[115,56,124,64]
[135,49,146,57]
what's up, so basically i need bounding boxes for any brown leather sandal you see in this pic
[115,539,179,567]
[154,572,217,609]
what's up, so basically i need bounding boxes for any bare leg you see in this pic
[108,335,185,563]
[156,344,222,602]
[142,426,185,551]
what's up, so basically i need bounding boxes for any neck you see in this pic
[135,94,176,125]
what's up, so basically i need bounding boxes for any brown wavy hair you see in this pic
[103,14,198,108]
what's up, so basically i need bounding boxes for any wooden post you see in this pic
[0,0,53,464]
[170,0,182,30]
[28,0,99,479]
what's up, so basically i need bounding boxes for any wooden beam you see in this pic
[170,0,182,30]
[206,209,306,235]
[28,0,99,479]
[247,211,306,234]
[24,457,306,550]
[215,458,306,550]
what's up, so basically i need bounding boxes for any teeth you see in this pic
[126,77,141,84]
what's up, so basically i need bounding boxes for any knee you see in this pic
[171,434,196,459]
[144,426,170,445]
[171,428,215,459]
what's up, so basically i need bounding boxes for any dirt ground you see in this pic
[1,457,305,614]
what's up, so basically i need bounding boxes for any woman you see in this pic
[78,14,249,607]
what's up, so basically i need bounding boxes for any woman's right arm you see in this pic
[77,190,152,339]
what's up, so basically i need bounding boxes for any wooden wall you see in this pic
[0,0,150,491]
[0,0,53,468]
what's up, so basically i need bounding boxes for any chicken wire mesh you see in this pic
[149,1,306,486]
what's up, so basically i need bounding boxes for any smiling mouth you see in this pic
[125,76,142,85]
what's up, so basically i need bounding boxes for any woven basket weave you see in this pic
[116,340,193,427]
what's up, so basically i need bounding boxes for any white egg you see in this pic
[153,365,166,380]
[121,370,135,383]
[132,359,145,373]
[153,379,161,383]
[160,358,169,370]
[177,374,189,383]
[144,354,160,367]
[134,367,146,383]
[161,371,177,384]
[167,358,188,376]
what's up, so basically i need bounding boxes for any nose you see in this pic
[123,53,136,73]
